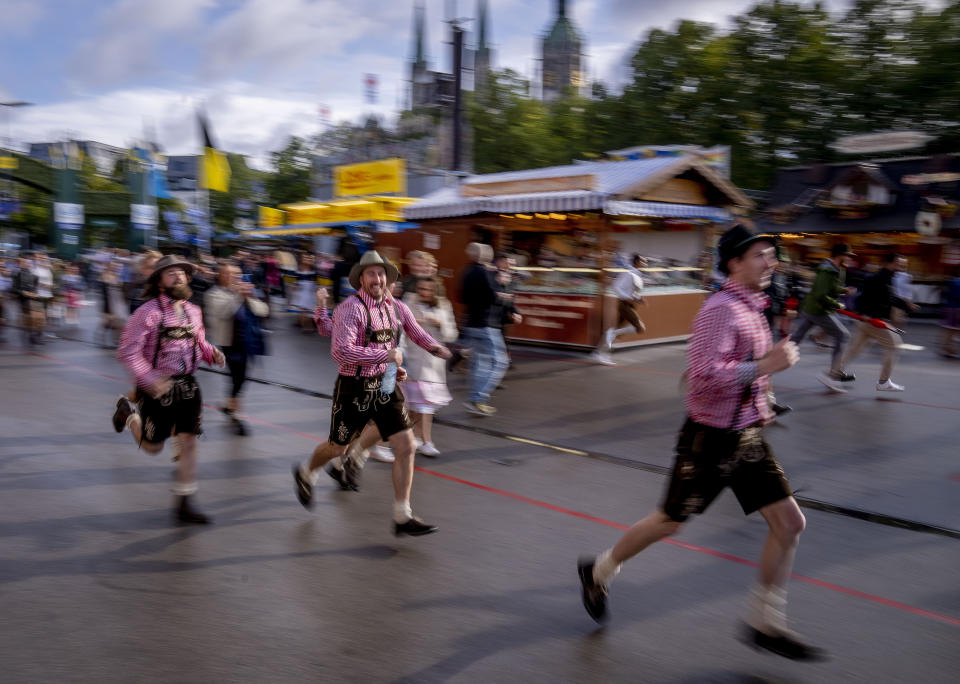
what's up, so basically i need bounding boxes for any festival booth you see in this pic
[385,155,753,349]
[757,152,960,310]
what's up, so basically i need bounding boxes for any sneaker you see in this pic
[741,624,828,662]
[341,456,362,489]
[832,371,856,382]
[112,396,137,433]
[604,328,616,349]
[418,441,440,457]
[876,380,904,392]
[463,401,497,416]
[292,464,314,509]
[577,556,609,623]
[325,462,357,491]
[815,372,846,393]
[370,445,395,463]
[589,350,616,366]
[393,516,438,537]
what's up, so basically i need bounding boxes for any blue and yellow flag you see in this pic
[198,111,230,192]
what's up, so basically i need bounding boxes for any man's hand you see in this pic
[386,348,403,365]
[315,287,328,309]
[756,337,799,376]
[431,345,453,360]
[236,281,254,298]
[212,348,226,368]
[396,367,408,382]
[510,313,522,324]
[147,377,173,399]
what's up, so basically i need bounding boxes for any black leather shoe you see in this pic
[577,556,609,623]
[742,625,828,661]
[342,457,362,490]
[175,495,211,525]
[834,372,856,382]
[112,396,136,433]
[772,402,792,416]
[293,464,314,508]
[325,462,358,491]
[232,419,248,436]
[393,517,438,537]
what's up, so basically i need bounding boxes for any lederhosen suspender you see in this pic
[152,297,198,374]
[353,294,402,378]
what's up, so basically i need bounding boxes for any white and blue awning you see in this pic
[604,200,731,221]
[482,190,608,213]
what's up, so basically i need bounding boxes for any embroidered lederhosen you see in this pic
[137,299,204,443]
[328,295,411,445]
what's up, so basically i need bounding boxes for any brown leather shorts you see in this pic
[661,418,792,522]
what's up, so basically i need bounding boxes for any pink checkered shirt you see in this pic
[117,294,218,390]
[313,306,332,337]
[685,280,774,429]
[332,290,440,377]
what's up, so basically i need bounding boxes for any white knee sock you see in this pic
[614,326,633,338]
[171,481,198,496]
[393,500,413,524]
[592,548,622,586]
[300,463,320,486]
[746,585,788,634]
[328,456,343,470]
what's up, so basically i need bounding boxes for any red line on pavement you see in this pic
[949,474,960,483]
[16,348,960,628]
[415,468,960,628]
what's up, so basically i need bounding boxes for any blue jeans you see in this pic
[463,326,509,403]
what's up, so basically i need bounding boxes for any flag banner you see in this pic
[197,111,231,192]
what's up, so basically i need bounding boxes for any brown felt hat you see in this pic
[348,251,399,290]
[148,254,196,283]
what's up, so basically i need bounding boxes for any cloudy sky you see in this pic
[0,0,937,168]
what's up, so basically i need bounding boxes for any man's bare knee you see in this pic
[141,442,163,454]
[653,511,684,538]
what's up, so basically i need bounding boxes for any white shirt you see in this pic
[892,271,913,302]
[612,267,644,301]
[33,265,53,299]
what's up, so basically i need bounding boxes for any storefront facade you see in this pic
[386,155,752,349]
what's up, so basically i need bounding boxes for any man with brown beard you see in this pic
[111,255,225,524]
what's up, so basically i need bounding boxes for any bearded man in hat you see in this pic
[111,255,226,524]
[293,251,451,536]
[577,223,825,661]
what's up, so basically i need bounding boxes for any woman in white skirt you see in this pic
[400,276,458,456]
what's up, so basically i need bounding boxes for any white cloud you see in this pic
[0,0,46,36]
[69,0,215,89]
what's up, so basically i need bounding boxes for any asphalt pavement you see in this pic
[0,301,958,683]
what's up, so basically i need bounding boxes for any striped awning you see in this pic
[482,190,607,213]
[604,200,731,221]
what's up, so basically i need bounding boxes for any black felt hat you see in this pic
[717,224,777,274]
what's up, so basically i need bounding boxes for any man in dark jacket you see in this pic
[790,243,856,392]
[837,253,905,392]
[11,255,40,346]
[460,242,509,416]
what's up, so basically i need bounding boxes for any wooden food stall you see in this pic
[381,155,753,349]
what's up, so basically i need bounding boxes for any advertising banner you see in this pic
[333,158,405,197]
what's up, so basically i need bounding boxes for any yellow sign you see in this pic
[258,206,286,228]
[333,158,406,197]
[0,156,17,170]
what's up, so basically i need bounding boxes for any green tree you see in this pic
[266,136,312,206]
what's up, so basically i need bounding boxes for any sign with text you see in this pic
[54,202,84,225]
[258,205,286,228]
[510,294,597,346]
[130,203,158,227]
[333,158,405,197]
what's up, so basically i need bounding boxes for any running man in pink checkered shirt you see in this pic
[293,251,451,537]
[111,255,225,525]
[577,224,826,662]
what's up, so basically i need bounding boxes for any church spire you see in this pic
[411,1,427,70]
[477,0,488,49]
[558,0,567,19]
